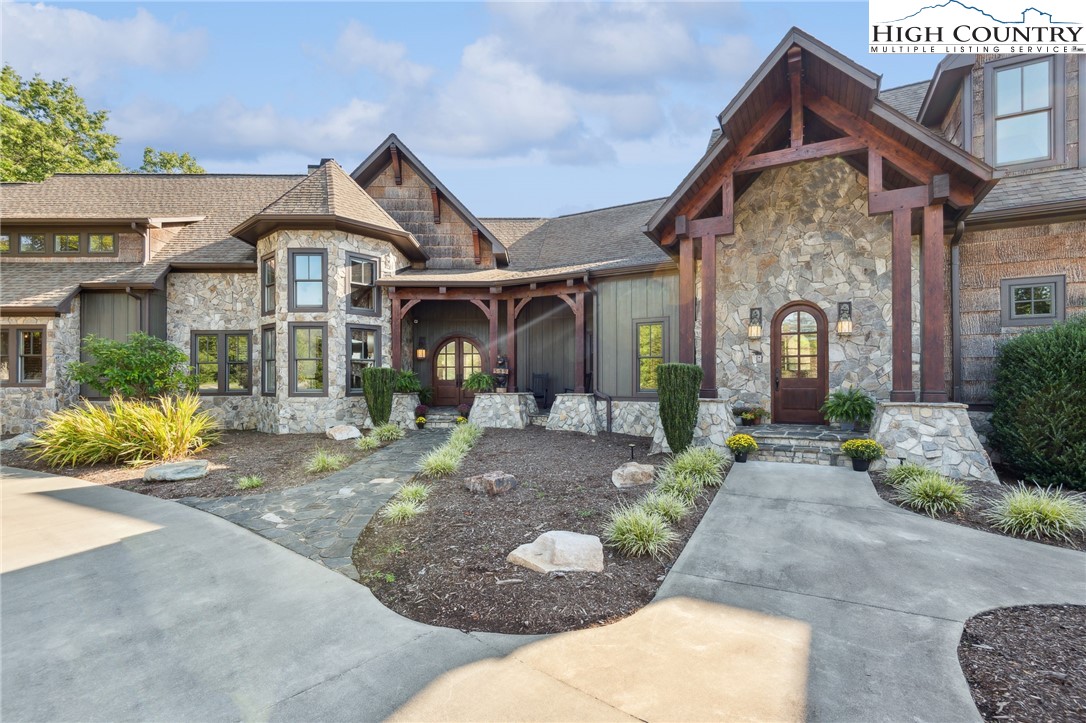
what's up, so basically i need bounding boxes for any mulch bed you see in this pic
[352,426,723,635]
[869,472,1085,551]
[959,605,1086,722]
[3,430,379,499]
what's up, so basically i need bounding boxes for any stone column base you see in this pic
[650,399,737,455]
[546,393,600,435]
[390,393,421,430]
[469,393,538,429]
[870,402,998,483]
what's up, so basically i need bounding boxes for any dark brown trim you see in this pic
[346,323,382,396]
[260,324,276,397]
[678,238,695,364]
[890,208,915,402]
[1,306,64,317]
[229,214,427,262]
[190,329,253,396]
[287,248,328,312]
[699,234,717,398]
[169,263,258,272]
[260,252,276,317]
[999,275,1066,327]
[0,325,47,388]
[345,251,380,317]
[0,227,123,258]
[919,204,947,403]
[633,317,669,396]
[917,54,975,126]
[288,322,329,397]
[769,301,828,425]
[966,202,1086,230]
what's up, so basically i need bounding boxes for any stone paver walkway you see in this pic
[179,429,447,578]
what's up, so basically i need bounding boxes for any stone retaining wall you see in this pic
[546,393,600,435]
[390,393,421,429]
[650,399,737,456]
[870,402,998,482]
[469,393,537,429]
[595,400,658,437]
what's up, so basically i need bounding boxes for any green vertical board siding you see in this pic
[79,291,142,397]
[407,300,490,387]
[594,272,679,398]
[147,290,167,339]
[515,296,575,406]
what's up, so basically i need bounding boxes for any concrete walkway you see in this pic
[2,461,1083,721]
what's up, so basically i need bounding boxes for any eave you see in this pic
[229,213,428,262]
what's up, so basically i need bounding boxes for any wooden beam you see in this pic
[920,203,948,403]
[400,298,421,319]
[514,297,532,319]
[699,233,718,398]
[735,136,866,174]
[679,237,695,364]
[869,174,956,214]
[430,186,440,224]
[505,298,517,391]
[390,144,402,186]
[391,296,402,369]
[890,207,914,402]
[788,46,803,148]
[489,297,499,372]
[574,291,586,393]
[689,215,733,239]
[868,150,883,193]
[468,298,491,318]
[721,175,733,235]
[471,228,481,265]
[556,293,576,314]
[674,214,688,238]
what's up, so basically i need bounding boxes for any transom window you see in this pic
[347,254,378,314]
[261,254,276,316]
[88,234,115,253]
[636,320,666,393]
[1001,275,1065,326]
[990,57,1056,166]
[0,230,120,257]
[192,331,252,394]
[20,233,45,253]
[288,250,326,311]
[261,326,276,396]
[347,325,379,394]
[290,323,326,395]
[0,327,46,386]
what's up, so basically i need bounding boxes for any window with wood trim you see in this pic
[635,320,666,393]
[88,233,116,254]
[1001,275,1065,327]
[261,254,276,316]
[288,250,326,311]
[19,233,45,254]
[346,253,378,315]
[289,323,326,396]
[0,327,46,386]
[0,233,9,253]
[347,325,379,395]
[54,233,80,253]
[261,325,276,396]
[987,56,1061,167]
[192,331,252,394]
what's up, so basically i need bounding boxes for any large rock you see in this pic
[462,471,518,496]
[144,460,210,482]
[508,531,604,574]
[612,461,655,488]
[325,424,361,441]
[0,432,36,452]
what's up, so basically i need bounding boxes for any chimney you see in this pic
[307,158,334,175]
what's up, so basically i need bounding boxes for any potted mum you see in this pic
[726,433,758,463]
[840,438,884,472]
[415,416,427,430]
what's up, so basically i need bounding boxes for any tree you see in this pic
[139,146,205,174]
[1,65,123,181]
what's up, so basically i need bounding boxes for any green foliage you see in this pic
[985,484,1086,542]
[236,475,264,490]
[32,395,219,467]
[819,387,877,426]
[884,462,928,488]
[604,504,678,560]
[655,469,704,504]
[396,482,432,504]
[450,422,482,447]
[67,333,196,398]
[362,367,398,426]
[657,363,703,454]
[139,146,204,174]
[396,370,423,393]
[305,448,348,474]
[463,372,495,392]
[670,446,728,488]
[418,386,435,405]
[373,423,405,442]
[639,491,692,524]
[418,446,462,478]
[356,435,380,451]
[894,471,974,517]
[725,434,758,454]
[840,438,885,461]
[379,499,425,524]
[991,316,1086,489]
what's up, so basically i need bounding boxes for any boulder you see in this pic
[143,460,210,482]
[0,432,36,452]
[508,531,604,574]
[462,471,518,496]
[325,425,361,441]
[611,461,655,488]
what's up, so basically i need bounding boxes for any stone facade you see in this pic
[966,410,1000,464]
[595,400,658,437]
[469,392,537,429]
[0,298,82,434]
[390,393,421,429]
[650,400,736,456]
[546,393,601,435]
[870,402,998,483]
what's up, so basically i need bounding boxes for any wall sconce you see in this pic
[415,337,427,360]
[747,308,763,340]
[836,302,853,335]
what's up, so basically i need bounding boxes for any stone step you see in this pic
[745,424,863,467]
[529,413,550,427]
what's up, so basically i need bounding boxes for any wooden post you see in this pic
[488,296,499,372]
[391,295,402,370]
[679,236,695,364]
[699,234,717,398]
[890,208,914,402]
[788,46,803,148]
[505,298,517,391]
[920,203,948,403]
[574,291,586,393]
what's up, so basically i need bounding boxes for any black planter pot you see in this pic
[416,422,426,430]
[734,451,749,463]
[741,418,753,426]
[851,458,870,472]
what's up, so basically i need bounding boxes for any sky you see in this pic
[2,1,946,217]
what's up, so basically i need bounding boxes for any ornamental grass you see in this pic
[604,504,678,560]
[985,484,1086,542]
[894,471,974,517]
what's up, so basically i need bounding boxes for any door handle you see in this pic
[775,372,780,390]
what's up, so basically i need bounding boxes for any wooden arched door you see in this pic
[771,302,829,424]
[432,336,483,406]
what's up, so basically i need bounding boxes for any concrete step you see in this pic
[529,413,550,427]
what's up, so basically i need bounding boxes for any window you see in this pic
[289,323,326,396]
[54,233,80,253]
[0,233,9,253]
[88,233,115,254]
[261,254,276,316]
[346,254,378,314]
[987,57,1062,167]
[191,331,251,394]
[1001,275,1065,327]
[635,320,667,393]
[261,325,276,396]
[0,327,45,386]
[288,250,326,311]
[20,233,45,253]
[347,325,379,395]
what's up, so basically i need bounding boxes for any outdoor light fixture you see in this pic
[748,308,763,340]
[415,337,427,360]
[836,302,853,335]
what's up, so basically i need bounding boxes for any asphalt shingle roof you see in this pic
[478,218,547,248]
[878,81,930,120]
[974,168,1086,215]
[0,261,168,309]
[259,161,406,233]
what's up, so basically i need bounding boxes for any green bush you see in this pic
[639,491,692,524]
[669,447,727,488]
[356,435,380,451]
[362,367,399,426]
[66,332,196,398]
[991,316,1086,489]
[840,439,884,461]
[655,469,703,504]
[884,462,927,488]
[819,387,877,427]
[373,423,405,442]
[32,394,219,467]
[396,370,423,394]
[396,482,432,504]
[305,448,348,474]
[604,504,678,559]
[657,363,702,454]
[237,475,264,490]
[985,484,1086,542]
[894,471,974,517]
[379,499,425,524]
[463,372,495,392]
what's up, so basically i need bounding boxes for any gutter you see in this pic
[949,220,965,402]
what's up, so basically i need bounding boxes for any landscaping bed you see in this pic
[958,604,1086,723]
[3,430,377,499]
[352,426,723,634]
[869,472,1085,551]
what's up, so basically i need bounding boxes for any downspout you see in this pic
[949,220,965,403]
[584,274,612,433]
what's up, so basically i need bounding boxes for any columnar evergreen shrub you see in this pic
[657,363,702,454]
[991,316,1086,489]
[362,367,399,426]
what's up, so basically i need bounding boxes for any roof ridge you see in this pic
[47,173,306,179]
[322,161,337,215]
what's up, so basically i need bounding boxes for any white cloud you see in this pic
[1,3,208,86]
[332,20,433,87]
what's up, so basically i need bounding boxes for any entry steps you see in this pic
[747,424,866,467]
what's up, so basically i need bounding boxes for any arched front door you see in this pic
[432,336,483,406]
[771,302,829,424]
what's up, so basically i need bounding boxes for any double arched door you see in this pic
[432,336,483,406]
[771,302,829,424]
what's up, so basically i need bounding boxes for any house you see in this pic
[2,29,1082,481]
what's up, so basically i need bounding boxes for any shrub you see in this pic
[841,439,885,461]
[895,471,974,516]
[32,394,219,467]
[657,363,703,454]
[455,416,468,424]
[305,448,348,473]
[604,504,678,560]
[379,499,425,524]
[373,423,405,442]
[356,435,380,451]
[985,484,1086,542]
[725,433,758,455]
[419,386,435,406]
[991,316,1086,489]
[656,469,703,504]
[450,422,482,447]
[415,404,429,417]
[396,481,432,504]
[456,403,472,416]
[418,446,461,478]
[463,372,495,392]
[670,446,727,488]
[66,332,196,398]
[819,388,877,427]
[237,475,264,490]
[362,367,399,426]
[639,491,692,524]
[396,370,423,394]
[884,462,928,488]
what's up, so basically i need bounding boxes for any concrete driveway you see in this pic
[2,462,1083,721]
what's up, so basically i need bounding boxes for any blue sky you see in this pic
[2,1,944,216]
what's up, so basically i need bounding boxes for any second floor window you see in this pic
[54,234,80,253]
[991,57,1054,166]
[261,255,276,315]
[347,254,378,314]
[20,233,45,253]
[289,250,326,311]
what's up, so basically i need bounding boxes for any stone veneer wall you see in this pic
[649,400,736,456]
[0,298,82,433]
[469,393,537,429]
[870,402,998,483]
[595,400,658,437]
[708,157,921,409]
[547,393,601,435]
